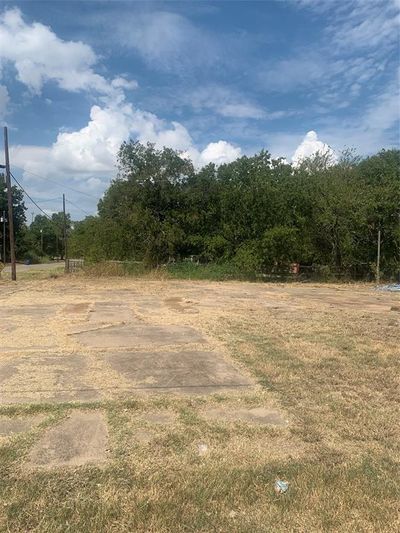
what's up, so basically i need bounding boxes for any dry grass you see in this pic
[0,277,399,532]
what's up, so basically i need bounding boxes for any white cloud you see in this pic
[262,0,399,113]
[326,0,400,51]
[2,7,240,183]
[189,85,266,119]
[115,11,217,72]
[0,8,136,97]
[292,130,336,166]
[198,141,242,166]
[11,100,242,190]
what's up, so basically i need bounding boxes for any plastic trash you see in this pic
[274,479,289,494]
[197,443,208,456]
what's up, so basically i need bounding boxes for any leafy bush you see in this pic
[166,261,249,281]
[23,250,42,264]
[234,241,263,277]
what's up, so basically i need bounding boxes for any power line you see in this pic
[11,164,99,200]
[36,197,63,203]
[66,198,92,217]
[10,171,52,221]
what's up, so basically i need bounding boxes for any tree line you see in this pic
[0,173,71,264]
[68,142,400,280]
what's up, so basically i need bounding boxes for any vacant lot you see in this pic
[0,275,399,532]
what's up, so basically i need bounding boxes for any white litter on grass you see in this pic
[197,443,209,456]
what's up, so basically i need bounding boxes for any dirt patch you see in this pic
[28,411,109,468]
[139,411,176,424]
[88,302,137,324]
[62,303,90,314]
[203,407,288,426]
[165,297,199,314]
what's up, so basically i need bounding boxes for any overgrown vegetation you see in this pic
[69,143,400,280]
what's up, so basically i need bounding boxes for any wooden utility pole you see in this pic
[1,210,5,264]
[4,127,16,281]
[63,193,68,273]
[376,229,381,285]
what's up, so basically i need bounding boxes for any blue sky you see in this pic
[0,0,399,220]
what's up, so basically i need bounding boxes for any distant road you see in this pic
[3,262,65,273]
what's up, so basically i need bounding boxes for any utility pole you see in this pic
[40,228,43,254]
[4,127,16,281]
[376,229,381,285]
[63,193,68,273]
[1,210,5,264]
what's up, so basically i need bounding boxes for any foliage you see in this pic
[69,144,400,279]
[0,173,27,260]
[25,212,71,260]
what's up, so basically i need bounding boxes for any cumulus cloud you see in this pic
[197,141,242,166]
[12,100,242,189]
[292,130,336,166]
[0,8,136,96]
[2,6,240,194]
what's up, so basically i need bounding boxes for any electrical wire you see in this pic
[11,164,99,199]
[66,198,92,217]
[11,172,93,223]
[10,171,53,220]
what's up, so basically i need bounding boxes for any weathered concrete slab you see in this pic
[0,353,101,404]
[105,350,254,393]
[203,407,288,426]
[134,296,162,313]
[0,415,45,437]
[28,411,108,468]
[0,305,56,318]
[0,360,18,385]
[88,302,136,324]
[74,324,206,348]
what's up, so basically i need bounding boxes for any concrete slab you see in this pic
[203,407,288,426]
[0,361,18,385]
[0,415,45,437]
[28,411,108,468]
[74,324,206,348]
[0,353,101,404]
[105,350,254,393]
[0,305,56,319]
[134,296,162,313]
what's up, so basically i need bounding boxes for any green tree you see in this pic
[0,174,27,261]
